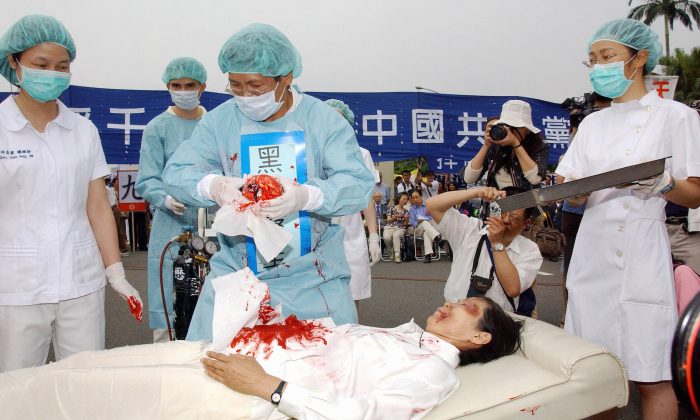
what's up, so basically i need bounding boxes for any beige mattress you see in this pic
[426,316,628,419]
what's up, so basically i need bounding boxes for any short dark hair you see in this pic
[402,170,411,176]
[395,192,409,205]
[458,297,524,366]
[426,170,435,177]
[411,189,423,197]
[501,186,538,219]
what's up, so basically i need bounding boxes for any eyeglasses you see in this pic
[502,211,524,224]
[224,82,269,97]
[582,52,630,69]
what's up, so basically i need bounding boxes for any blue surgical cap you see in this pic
[0,15,76,85]
[161,57,207,84]
[588,18,662,73]
[218,23,302,78]
[325,99,355,125]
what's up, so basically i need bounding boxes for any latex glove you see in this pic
[629,171,673,195]
[259,176,310,220]
[210,176,246,207]
[164,195,186,216]
[368,232,381,266]
[105,262,143,322]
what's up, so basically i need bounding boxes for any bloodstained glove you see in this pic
[105,262,143,322]
[258,176,313,220]
[209,176,246,207]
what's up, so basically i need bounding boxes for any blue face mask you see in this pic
[18,63,71,103]
[589,56,638,99]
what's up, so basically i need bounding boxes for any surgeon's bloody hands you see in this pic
[239,175,284,211]
[202,351,280,399]
[105,262,143,323]
[259,176,312,220]
[209,176,247,207]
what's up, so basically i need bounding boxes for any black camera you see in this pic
[561,92,609,128]
[489,123,509,141]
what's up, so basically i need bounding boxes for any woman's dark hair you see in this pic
[489,129,544,178]
[458,297,524,366]
[448,181,458,190]
[394,192,409,206]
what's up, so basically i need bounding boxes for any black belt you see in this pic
[666,216,688,225]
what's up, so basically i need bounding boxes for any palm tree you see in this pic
[627,0,700,57]
[658,47,700,102]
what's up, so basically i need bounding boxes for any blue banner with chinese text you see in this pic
[0,86,570,173]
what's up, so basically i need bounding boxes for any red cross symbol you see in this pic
[652,80,670,98]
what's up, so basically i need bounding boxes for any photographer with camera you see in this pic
[426,186,543,315]
[460,100,548,194]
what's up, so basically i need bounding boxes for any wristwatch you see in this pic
[659,176,675,195]
[271,380,287,406]
[493,242,506,252]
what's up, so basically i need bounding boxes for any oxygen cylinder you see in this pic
[172,245,202,340]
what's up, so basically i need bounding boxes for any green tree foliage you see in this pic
[627,0,700,57]
[659,46,700,103]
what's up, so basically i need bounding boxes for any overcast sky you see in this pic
[2,0,698,102]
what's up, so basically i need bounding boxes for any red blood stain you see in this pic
[519,405,542,415]
[230,315,330,359]
[230,153,238,162]
[127,296,142,322]
[258,289,280,324]
[294,222,299,228]
[314,259,327,281]
[238,175,284,210]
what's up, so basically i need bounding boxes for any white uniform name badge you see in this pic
[240,131,311,273]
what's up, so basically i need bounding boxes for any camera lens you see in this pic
[489,124,508,141]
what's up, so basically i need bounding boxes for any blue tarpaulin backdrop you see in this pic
[0,86,571,173]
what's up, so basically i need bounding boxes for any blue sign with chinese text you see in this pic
[0,86,570,173]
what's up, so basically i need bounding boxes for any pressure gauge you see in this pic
[190,235,205,252]
[204,239,219,255]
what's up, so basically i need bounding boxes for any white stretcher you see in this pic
[426,315,628,419]
[0,315,627,420]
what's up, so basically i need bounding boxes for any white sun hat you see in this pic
[496,100,541,134]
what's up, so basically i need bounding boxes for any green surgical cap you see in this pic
[161,57,207,84]
[325,99,355,125]
[218,23,302,78]
[588,18,662,73]
[0,14,76,85]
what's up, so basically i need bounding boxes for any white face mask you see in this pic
[170,89,200,111]
[233,82,284,121]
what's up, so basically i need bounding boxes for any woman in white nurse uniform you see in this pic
[0,15,142,372]
[556,18,700,419]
